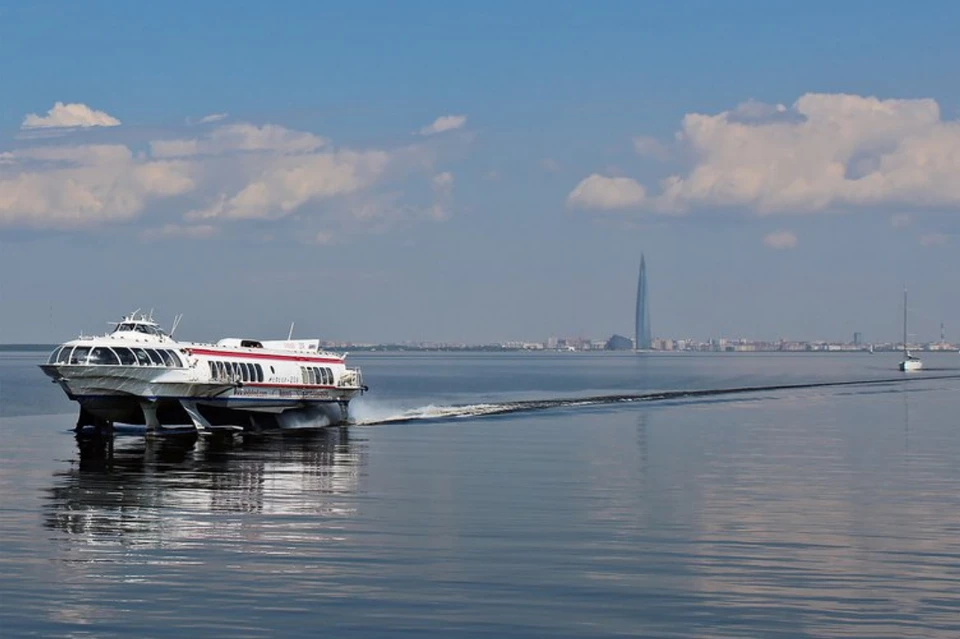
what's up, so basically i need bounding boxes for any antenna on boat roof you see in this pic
[288,322,296,340]
[148,308,154,321]
[170,313,183,337]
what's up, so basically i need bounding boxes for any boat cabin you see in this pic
[112,319,167,337]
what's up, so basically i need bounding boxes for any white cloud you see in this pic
[890,213,913,228]
[21,102,121,129]
[151,123,327,158]
[419,114,467,136]
[919,233,948,246]
[1,120,452,232]
[198,112,229,124]
[632,136,671,161]
[0,143,194,229]
[567,174,646,209]
[186,149,391,221]
[542,158,562,173]
[575,93,960,215]
[140,224,217,241]
[763,230,798,249]
[313,231,335,245]
[428,171,455,220]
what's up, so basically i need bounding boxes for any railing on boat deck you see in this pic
[339,368,364,389]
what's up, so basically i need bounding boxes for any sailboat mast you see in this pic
[903,288,908,355]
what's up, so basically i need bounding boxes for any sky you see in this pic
[1,1,958,345]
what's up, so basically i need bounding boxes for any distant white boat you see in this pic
[898,288,922,372]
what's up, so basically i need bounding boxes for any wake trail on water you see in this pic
[349,374,960,426]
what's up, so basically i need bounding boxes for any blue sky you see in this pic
[1,1,958,344]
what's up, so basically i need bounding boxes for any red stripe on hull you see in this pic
[244,382,343,390]
[188,348,343,364]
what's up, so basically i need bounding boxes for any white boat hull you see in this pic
[39,313,367,434]
[42,363,362,431]
[899,359,923,372]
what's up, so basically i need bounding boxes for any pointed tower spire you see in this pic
[635,254,651,350]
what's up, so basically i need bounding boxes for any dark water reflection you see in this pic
[45,428,363,543]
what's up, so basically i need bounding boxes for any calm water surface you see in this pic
[1,351,958,638]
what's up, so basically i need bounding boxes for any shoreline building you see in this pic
[635,255,652,350]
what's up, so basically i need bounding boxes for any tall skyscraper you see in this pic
[635,255,651,350]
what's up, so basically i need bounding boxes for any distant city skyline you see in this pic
[0,3,958,344]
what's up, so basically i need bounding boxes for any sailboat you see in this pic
[898,288,923,372]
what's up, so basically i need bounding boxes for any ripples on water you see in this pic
[1,352,959,638]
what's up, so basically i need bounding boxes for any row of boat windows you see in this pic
[301,366,335,386]
[50,345,183,368]
[208,360,265,383]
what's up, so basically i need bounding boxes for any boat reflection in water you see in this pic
[44,427,366,545]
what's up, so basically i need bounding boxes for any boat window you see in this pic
[317,367,325,385]
[47,347,63,364]
[233,362,241,379]
[89,347,121,366]
[300,367,307,384]
[145,349,164,366]
[240,340,263,348]
[255,364,263,382]
[243,363,251,382]
[208,361,216,379]
[114,347,137,365]
[70,346,91,365]
[158,350,176,367]
[116,323,133,332]
[167,350,183,367]
[326,367,333,385]
[56,347,72,364]
[132,348,152,366]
